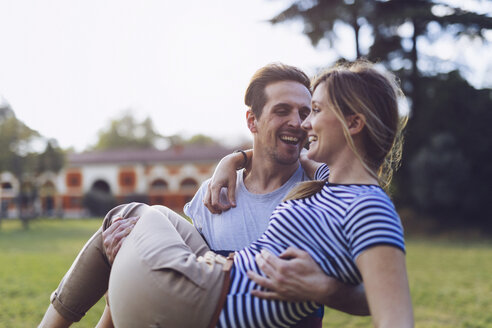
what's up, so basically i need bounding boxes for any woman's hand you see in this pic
[102,216,139,264]
[203,150,252,214]
[247,247,369,315]
[356,246,414,327]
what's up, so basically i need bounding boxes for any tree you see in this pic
[91,111,165,150]
[270,0,377,58]
[185,134,218,146]
[406,71,492,227]
[270,0,492,100]
[36,139,65,174]
[269,0,492,228]
[0,101,41,228]
[367,0,492,118]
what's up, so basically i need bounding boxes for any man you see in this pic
[104,63,368,327]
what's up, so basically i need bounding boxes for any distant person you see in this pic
[40,63,370,327]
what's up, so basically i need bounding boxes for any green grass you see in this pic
[323,238,492,327]
[1,219,491,327]
[0,219,105,327]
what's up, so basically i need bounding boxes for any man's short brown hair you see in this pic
[244,63,311,118]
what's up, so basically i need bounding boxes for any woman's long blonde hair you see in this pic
[285,59,407,201]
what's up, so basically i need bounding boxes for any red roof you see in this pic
[68,145,235,165]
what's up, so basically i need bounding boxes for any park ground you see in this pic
[0,218,491,327]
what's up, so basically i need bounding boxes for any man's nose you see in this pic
[287,112,302,128]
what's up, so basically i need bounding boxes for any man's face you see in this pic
[249,80,311,166]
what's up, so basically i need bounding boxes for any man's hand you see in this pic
[102,216,139,264]
[247,247,330,302]
[248,247,369,315]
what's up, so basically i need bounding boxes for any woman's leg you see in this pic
[108,206,225,328]
[39,225,110,327]
[39,203,176,326]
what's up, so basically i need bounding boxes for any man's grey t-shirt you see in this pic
[183,165,309,252]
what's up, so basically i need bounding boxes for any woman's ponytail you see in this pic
[283,180,326,202]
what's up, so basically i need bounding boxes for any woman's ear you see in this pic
[246,110,258,133]
[347,114,366,135]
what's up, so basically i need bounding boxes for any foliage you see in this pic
[0,102,68,227]
[1,219,491,327]
[270,0,492,227]
[405,72,492,226]
[271,0,492,78]
[0,102,42,227]
[270,0,368,57]
[0,102,40,176]
[184,133,218,146]
[36,139,65,174]
[91,111,165,150]
[166,133,219,147]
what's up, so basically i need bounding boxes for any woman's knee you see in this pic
[102,203,152,230]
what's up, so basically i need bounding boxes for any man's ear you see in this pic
[246,110,258,133]
[347,114,366,135]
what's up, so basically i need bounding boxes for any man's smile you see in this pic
[279,135,301,145]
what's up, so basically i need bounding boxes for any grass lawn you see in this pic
[1,218,491,327]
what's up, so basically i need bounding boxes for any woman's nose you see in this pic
[301,115,311,130]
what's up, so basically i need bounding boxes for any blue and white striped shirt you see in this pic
[218,164,405,327]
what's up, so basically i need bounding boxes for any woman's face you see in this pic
[301,82,347,165]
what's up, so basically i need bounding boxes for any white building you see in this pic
[0,145,235,218]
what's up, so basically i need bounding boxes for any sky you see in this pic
[0,0,491,152]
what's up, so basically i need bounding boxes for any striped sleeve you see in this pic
[343,191,405,260]
[314,164,330,180]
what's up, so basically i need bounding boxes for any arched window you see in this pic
[41,181,56,193]
[91,180,111,194]
[180,178,198,191]
[1,182,12,190]
[150,179,168,191]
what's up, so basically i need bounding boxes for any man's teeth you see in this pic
[308,136,318,142]
[280,136,299,143]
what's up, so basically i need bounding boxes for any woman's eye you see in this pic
[312,108,320,113]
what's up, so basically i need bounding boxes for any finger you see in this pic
[104,221,134,250]
[247,270,276,290]
[104,217,125,236]
[250,289,284,301]
[203,184,213,208]
[227,180,237,208]
[209,185,224,214]
[204,198,221,214]
[203,183,221,214]
[111,236,126,261]
[104,216,137,237]
[112,225,133,243]
[279,247,306,260]
[209,184,235,213]
[256,252,280,279]
[260,249,284,267]
[203,198,221,214]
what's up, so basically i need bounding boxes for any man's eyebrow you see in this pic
[272,103,293,109]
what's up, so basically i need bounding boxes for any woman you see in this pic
[40,59,413,327]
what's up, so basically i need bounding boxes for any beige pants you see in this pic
[50,203,225,327]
